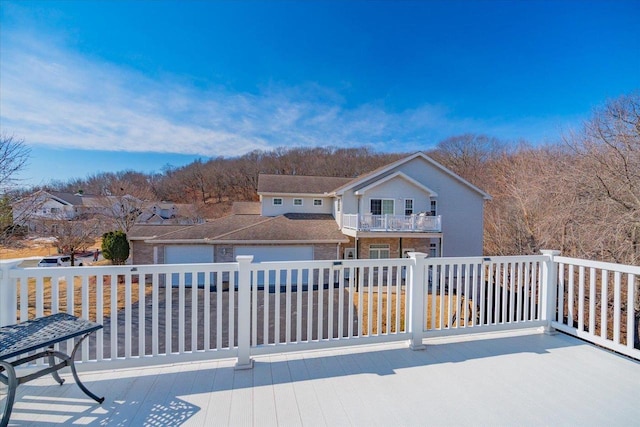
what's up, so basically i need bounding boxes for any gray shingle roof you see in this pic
[232,202,261,215]
[257,174,353,194]
[137,213,347,243]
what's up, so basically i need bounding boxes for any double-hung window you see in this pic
[370,199,394,215]
[404,199,413,215]
[273,198,283,206]
[293,198,303,206]
[369,244,390,259]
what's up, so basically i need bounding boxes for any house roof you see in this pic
[46,191,87,206]
[128,224,192,239]
[215,214,349,243]
[232,202,261,215]
[257,174,353,195]
[137,213,348,244]
[332,152,492,200]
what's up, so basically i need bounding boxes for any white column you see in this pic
[540,250,561,335]
[235,255,254,369]
[408,252,428,350]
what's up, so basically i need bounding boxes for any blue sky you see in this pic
[1,0,639,187]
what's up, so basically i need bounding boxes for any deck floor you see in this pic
[4,330,640,426]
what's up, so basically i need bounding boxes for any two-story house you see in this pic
[128,152,491,264]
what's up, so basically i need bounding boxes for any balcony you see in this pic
[1,253,639,425]
[342,213,442,233]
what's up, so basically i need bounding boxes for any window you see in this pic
[429,242,438,257]
[430,200,437,216]
[313,199,323,206]
[369,244,390,259]
[273,198,283,206]
[404,199,414,215]
[370,199,394,215]
[293,198,303,206]
[336,199,341,212]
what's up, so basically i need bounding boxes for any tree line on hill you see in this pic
[3,93,639,268]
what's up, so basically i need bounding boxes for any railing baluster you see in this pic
[275,269,281,344]
[338,265,345,338]
[588,268,596,335]
[627,274,636,350]
[125,273,132,358]
[307,268,315,341]
[377,266,383,335]
[328,267,334,339]
[111,274,118,359]
[613,271,621,344]
[229,268,236,348]
[348,267,354,338]
[264,270,271,345]
[601,270,608,340]
[216,271,223,350]
[152,273,159,356]
[252,270,258,347]
[191,271,198,353]
[578,266,585,333]
[203,271,210,351]
[96,274,103,361]
[297,268,304,343]
[286,268,292,343]
[82,274,89,362]
[367,266,374,336]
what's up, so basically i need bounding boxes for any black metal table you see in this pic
[0,313,104,427]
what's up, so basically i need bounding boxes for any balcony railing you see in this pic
[1,252,638,370]
[342,213,442,232]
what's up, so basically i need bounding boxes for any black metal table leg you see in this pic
[47,345,65,386]
[69,333,104,403]
[0,360,17,427]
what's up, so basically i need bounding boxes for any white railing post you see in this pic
[408,252,428,350]
[0,260,22,327]
[235,255,254,369]
[540,250,561,335]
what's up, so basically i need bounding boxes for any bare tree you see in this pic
[0,134,30,190]
[50,216,100,266]
[563,93,640,347]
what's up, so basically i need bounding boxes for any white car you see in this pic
[37,256,82,267]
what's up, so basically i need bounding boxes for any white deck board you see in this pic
[4,330,640,426]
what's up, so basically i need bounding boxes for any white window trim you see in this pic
[273,197,283,206]
[293,198,303,206]
[404,198,414,216]
[313,199,323,206]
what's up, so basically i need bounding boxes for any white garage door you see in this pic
[235,246,313,262]
[165,245,214,264]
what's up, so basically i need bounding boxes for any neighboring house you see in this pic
[137,202,203,225]
[11,191,118,233]
[12,191,198,233]
[128,152,491,264]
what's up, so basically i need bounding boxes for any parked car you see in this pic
[37,256,82,267]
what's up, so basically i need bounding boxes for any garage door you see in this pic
[234,246,313,262]
[165,245,214,264]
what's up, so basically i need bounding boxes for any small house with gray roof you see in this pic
[128,152,491,264]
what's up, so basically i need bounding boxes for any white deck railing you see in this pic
[342,214,442,232]
[552,256,640,359]
[1,251,638,368]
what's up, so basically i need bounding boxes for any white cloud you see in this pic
[0,33,567,158]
